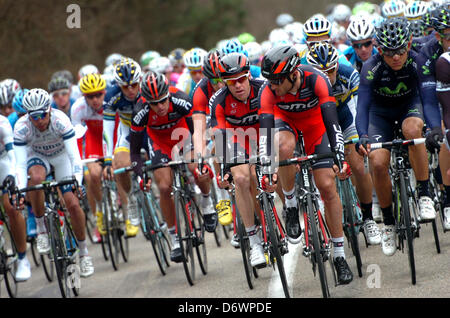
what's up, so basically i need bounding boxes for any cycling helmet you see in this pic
[113,58,142,86]
[140,51,161,68]
[432,5,450,30]
[381,0,406,18]
[202,50,222,79]
[168,48,185,67]
[404,1,429,19]
[51,70,74,84]
[140,71,169,102]
[238,32,256,44]
[105,53,123,67]
[269,28,290,44]
[79,73,107,94]
[332,4,352,22]
[244,42,263,64]
[0,79,21,106]
[48,77,71,93]
[353,2,377,15]
[12,89,29,115]
[376,17,411,49]
[221,39,248,56]
[306,42,339,70]
[217,53,250,78]
[410,19,425,37]
[276,13,294,27]
[346,16,375,41]
[149,57,173,75]
[22,88,51,113]
[261,45,301,80]
[78,64,99,79]
[183,48,208,70]
[303,16,332,39]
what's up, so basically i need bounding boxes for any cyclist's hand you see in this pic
[217,173,231,189]
[194,164,214,182]
[140,178,152,192]
[10,191,25,211]
[102,165,113,181]
[355,135,370,156]
[425,127,443,153]
[261,173,278,193]
[333,161,351,180]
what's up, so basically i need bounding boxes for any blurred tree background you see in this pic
[0,0,361,88]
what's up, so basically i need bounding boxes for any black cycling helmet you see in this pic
[202,50,222,79]
[376,17,411,50]
[261,45,301,80]
[48,77,71,93]
[432,5,450,31]
[217,52,250,78]
[140,71,169,102]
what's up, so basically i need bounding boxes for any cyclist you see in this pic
[344,16,378,73]
[436,51,450,229]
[51,70,79,102]
[14,89,94,277]
[103,57,142,237]
[0,79,21,118]
[191,50,232,226]
[306,42,381,245]
[211,53,266,267]
[48,76,75,118]
[355,18,439,256]
[221,39,262,79]
[140,50,161,72]
[0,114,30,281]
[72,74,109,236]
[176,48,207,98]
[259,45,353,284]
[149,56,174,85]
[381,0,406,18]
[130,72,217,263]
[8,89,29,128]
[168,48,186,85]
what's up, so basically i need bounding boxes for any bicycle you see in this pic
[223,158,290,298]
[370,137,440,285]
[18,177,81,298]
[142,157,207,286]
[429,149,447,233]
[114,165,171,276]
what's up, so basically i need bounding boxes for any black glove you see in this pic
[355,135,370,153]
[2,175,16,192]
[425,127,443,153]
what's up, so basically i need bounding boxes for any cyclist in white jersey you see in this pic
[14,89,94,278]
[0,114,30,281]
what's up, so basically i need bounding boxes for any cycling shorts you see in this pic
[114,121,130,154]
[337,103,358,141]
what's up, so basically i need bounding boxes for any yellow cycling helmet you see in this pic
[79,73,106,94]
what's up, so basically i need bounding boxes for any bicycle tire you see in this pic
[29,237,41,267]
[103,189,120,271]
[262,193,290,298]
[235,204,256,290]
[2,220,18,298]
[174,191,195,285]
[118,208,129,263]
[190,198,208,275]
[149,192,171,269]
[307,194,330,298]
[40,253,54,282]
[399,173,416,285]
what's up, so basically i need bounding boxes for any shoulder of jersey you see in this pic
[441,52,450,63]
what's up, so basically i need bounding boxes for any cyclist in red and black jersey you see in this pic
[211,52,267,267]
[259,45,353,285]
[129,72,217,263]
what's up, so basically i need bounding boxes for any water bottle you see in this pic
[58,210,65,236]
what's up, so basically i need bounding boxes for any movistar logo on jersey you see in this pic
[366,71,374,80]
[378,82,408,96]
[422,65,430,75]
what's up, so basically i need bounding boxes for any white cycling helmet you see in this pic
[183,48,207,70]
[149,56,173,74]
[404,1,429,20]
[0,79,21,106]
[303,15,332,39]
[276,13,294,27]
[105,53,123,67]
[243,42,263,64]
[346,16,375,41]
[260,40,273,54]
[22,88,51,113]
[332,4,352,22]
[269,28,290,44]
[381,0,406,18]
[78,64,99,79]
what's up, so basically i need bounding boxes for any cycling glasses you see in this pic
[269,76,286,86]
[120,83,139,90]
[85,92,105,100]
[382,46,408,57]
[51,89,70,98]
[352,40,372,49]
[29,110,49,120]
[306,39,331,47]
[322,65,337,75]
[223,73,249,86]
[209,78,223,85]
[439,32,450,41]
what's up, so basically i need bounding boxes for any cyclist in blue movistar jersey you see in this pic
[404,1,435,52]
[307,42,381,246]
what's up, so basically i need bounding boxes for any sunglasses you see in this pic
[322,65,337,75]
[209,78,223,85]
[51,89,70,98]
[382,46,408,57]
[223,73,249,86]
[149,96,169,106]
[120,83,139,90]
[29,111,49,121]
[189,70,202,76]
[440,32,450,41]
[269,77,286,86]
[85,92,105,100]
[352,40,372,49]
[306,39,331,47]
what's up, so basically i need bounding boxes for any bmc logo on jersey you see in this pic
[133,105,150,123]
[171,96,192,112]
[277,98,319,112]
[226,113,259,126]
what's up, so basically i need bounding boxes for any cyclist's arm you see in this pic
[191,82,209,157]
[210,93,229,163]
[130,100,149,177]
[258,83,276,163]
[436,54,450,136]
[13,140,27,190]
[355,62,373,137]
[63,130,83,186]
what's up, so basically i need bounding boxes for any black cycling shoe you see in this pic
[170,247,184,263]
[285,207,302,244]
[334,257,353,285]
[203,213,218,233]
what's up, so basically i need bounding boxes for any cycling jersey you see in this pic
[103,83,139,156]
[356,50,441,138]
[259,64,344,167]
[0,114,16,182]
[332,63,360,140]
[192,77,215,116]
[130,87,194,177]
[210,79,265,162]
[343,46,378,73]
[411,33,436,53]
[70,96,105,159]
[8,111,21,128]
[14,108,83,190]
[51,97,76,119]
[176,70,197,99]
[436,52,450,148]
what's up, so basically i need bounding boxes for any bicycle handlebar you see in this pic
[369,138,426,150]
[18,176,78,194]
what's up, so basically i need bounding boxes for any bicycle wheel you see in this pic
[307,194,330,298]
[399,173,416,285]
[80,196,95,244]
[174,191,195,285]
[40,253,54,282]
[235,204,256,290]
[262,193,290,298]
[28,237,41,267]
[118,210,129,263]
[2,221,18,298]
[190,198,207,275]
[103,190,120,271]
